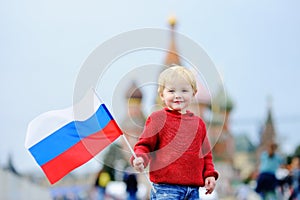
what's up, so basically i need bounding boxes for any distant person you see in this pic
[94,168,111,200]
[255,143,282,199]
[131,66,219,200]
[289,156,300,200]
[124,171,138,200]
[276,162,292,198]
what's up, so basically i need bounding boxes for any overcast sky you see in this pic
[1,0,300,174]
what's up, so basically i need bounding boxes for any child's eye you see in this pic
[182,89,189,92]
[168,90,175,93]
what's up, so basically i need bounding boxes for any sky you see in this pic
[1,0,300,174]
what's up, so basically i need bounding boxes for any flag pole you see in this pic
[122,134,137,159]
[121,134,156,193]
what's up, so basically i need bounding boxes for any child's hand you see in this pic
[204,176,216,195]
[133,157,144,172]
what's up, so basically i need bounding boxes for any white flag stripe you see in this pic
[25,90,101,148]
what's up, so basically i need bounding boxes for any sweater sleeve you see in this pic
[130,114,161,167]
[200,121,219,180]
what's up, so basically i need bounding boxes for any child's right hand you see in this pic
[133,157,144,172]
[204,176,216,195]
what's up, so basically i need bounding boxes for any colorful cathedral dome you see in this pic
[211,86,234,112]
[126,81,143,100]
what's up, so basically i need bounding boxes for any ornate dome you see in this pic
[211,86,234,112]
[126,81,143,99]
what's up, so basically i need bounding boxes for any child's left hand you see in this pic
[204,176,216,195]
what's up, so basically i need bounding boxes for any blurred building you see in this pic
[208,87,235,163]
[121,81,146,161]
[233,99,280,185]
[256,99,277,158]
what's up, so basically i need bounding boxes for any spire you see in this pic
[164,15,181,66]
[264,96,275,131]
[259,96,277,149]
[266,96,273,124]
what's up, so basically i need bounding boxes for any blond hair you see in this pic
[157,65,197,95]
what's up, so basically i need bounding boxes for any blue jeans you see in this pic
[150,183,200,200]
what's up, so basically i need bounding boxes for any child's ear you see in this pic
[193,90,197,96]
[159,92,164,100]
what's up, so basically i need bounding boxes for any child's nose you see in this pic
[175,93,182,98]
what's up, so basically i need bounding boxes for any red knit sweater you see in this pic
[131,108,218,187]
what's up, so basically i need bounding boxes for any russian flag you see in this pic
[25,89,123,184]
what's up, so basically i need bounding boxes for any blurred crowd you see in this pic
[236,143,300,200]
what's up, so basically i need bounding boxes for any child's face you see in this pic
[160,76,194,114]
